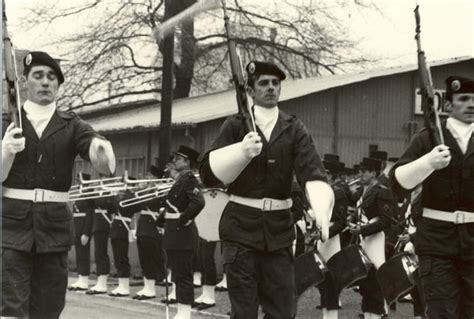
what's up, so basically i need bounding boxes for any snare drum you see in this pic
[195,188,229,241]
[376,252,419,305]
[326,244,371,295]
[295,251,327,296]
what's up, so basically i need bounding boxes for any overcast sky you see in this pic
[4,0,473,70]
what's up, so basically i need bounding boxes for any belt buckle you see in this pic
[33,189,45,203]
[454,211,465,224]
[262,199,272,211]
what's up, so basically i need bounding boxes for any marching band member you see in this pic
[349,157,394,319]
[199,61,333,319]
[317,156,349,319]
[134,166,168,300]
[68,174,94,291]
[161,145,205,319]
[1,51,115,318]
[391,76,474,319]
[87,194,114,295]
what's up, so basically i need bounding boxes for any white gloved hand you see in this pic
[241,131,262,159]
[80,234,89,246]
[128,229,137,243]
[2,122,25,155]
[404,241,415,254]
[425,144,451,170]
[89,138,116,176]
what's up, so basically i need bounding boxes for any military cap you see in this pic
[323,154,339,162]
[360,157,383,172]
[369,151,387,162]
[174,145,200,163]
[23,51,64,84]
[445,76,474,100]
[323,160,341,174]
[246,61,286,80]
[387,157,399,163]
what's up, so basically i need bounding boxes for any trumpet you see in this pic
[348,177,361,186]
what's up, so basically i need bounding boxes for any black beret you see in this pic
[246,61,286,80]
[323,154,339,162]
[23,51,64,84]
[369,151,387,162]
[174,145,200,163]
[445,76,474,99]
[360,157,383,172]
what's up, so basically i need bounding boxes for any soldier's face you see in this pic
[172,155,189,172]
[24,65,59,105]
[360,169,375,185]
[248,74,281,108]
[449,93,474,124]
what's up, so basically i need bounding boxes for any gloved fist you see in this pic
[80,234,89,246]
[241,131,262,159]
[2,122,25,155]
[89,138,116,176]
[426,144,451,170]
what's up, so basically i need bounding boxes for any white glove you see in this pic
[404,241,415,254]
[89,138,116,176]
[241,131,262,159]
[2,122,25,155]
[80,234,89,246]
[395,144,451,189]
[128,229,137,243]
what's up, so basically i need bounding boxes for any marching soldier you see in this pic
[199,61,333,318]
[87,194,114,295]
[68,176,94,291]
[161,145,205,319]
[390,76,474,318]
[349,157,394,319]
[134,166,168,300]
[1,51,115,318]
[317,155,349,319]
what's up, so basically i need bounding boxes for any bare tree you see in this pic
[19,0,377,110]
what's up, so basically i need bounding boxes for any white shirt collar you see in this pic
[23,100,57,118]
[253,104,279,125]
[446,117,473,154]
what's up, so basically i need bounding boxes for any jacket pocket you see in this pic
[222,244,238,265]
[46,203,73,222]
[2,198,30,220]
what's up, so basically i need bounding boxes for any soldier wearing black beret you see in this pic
[1,50,116,318]
[199,60,333,318]
[390,75,474,318]
[162,145,205,318]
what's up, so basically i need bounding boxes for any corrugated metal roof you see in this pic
[87,56,472,133]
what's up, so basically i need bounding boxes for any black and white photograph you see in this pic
[1,0,473,318]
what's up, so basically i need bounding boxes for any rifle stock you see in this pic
[221,0,255,133]
[414,5,444,146]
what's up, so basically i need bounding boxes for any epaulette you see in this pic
[57,109,76,120]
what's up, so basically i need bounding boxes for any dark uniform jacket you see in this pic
[358,182,393,238]
[72,200,94,238]
[199,111,327,251]
[162,170,205,250]
[2,109,101,253]
[136,197,166,238]
[390,123,474,259]
[110,194,137,240]
[329,181,349,239]
[92,196,115,233]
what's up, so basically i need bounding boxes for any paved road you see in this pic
[63,276,416,318]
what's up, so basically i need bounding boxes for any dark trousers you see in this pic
[74,236,91,275]
[410,272,426,317]
[419,255,474,319]
[359,267,385,315]
[168,249,194,305]
[1,248,68,318]
[223,242,296,319]
[200,240,217,285]
[294,226,305,258]
[93,231,110,275]
[137,236,167,280]
[111,238,130,278]
[318,271,339,310]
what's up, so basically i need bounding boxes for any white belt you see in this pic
[94,208,112,224]
[114,215,132,223]
[423,208,474,224]
[140,210,159,219]
[3,187,69,203]
[74,212,86,218]
[165,212,181,220]
[229,195,292,211]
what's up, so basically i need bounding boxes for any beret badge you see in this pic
[248,62,255,74]
[451,79,461,92]
[25,53,32,66]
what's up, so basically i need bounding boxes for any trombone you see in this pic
[69,172,126,201]
[119,181,174,207]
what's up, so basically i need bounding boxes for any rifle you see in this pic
[414,5,444,145]
[2,0,22,131]
[221,0,256,133]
